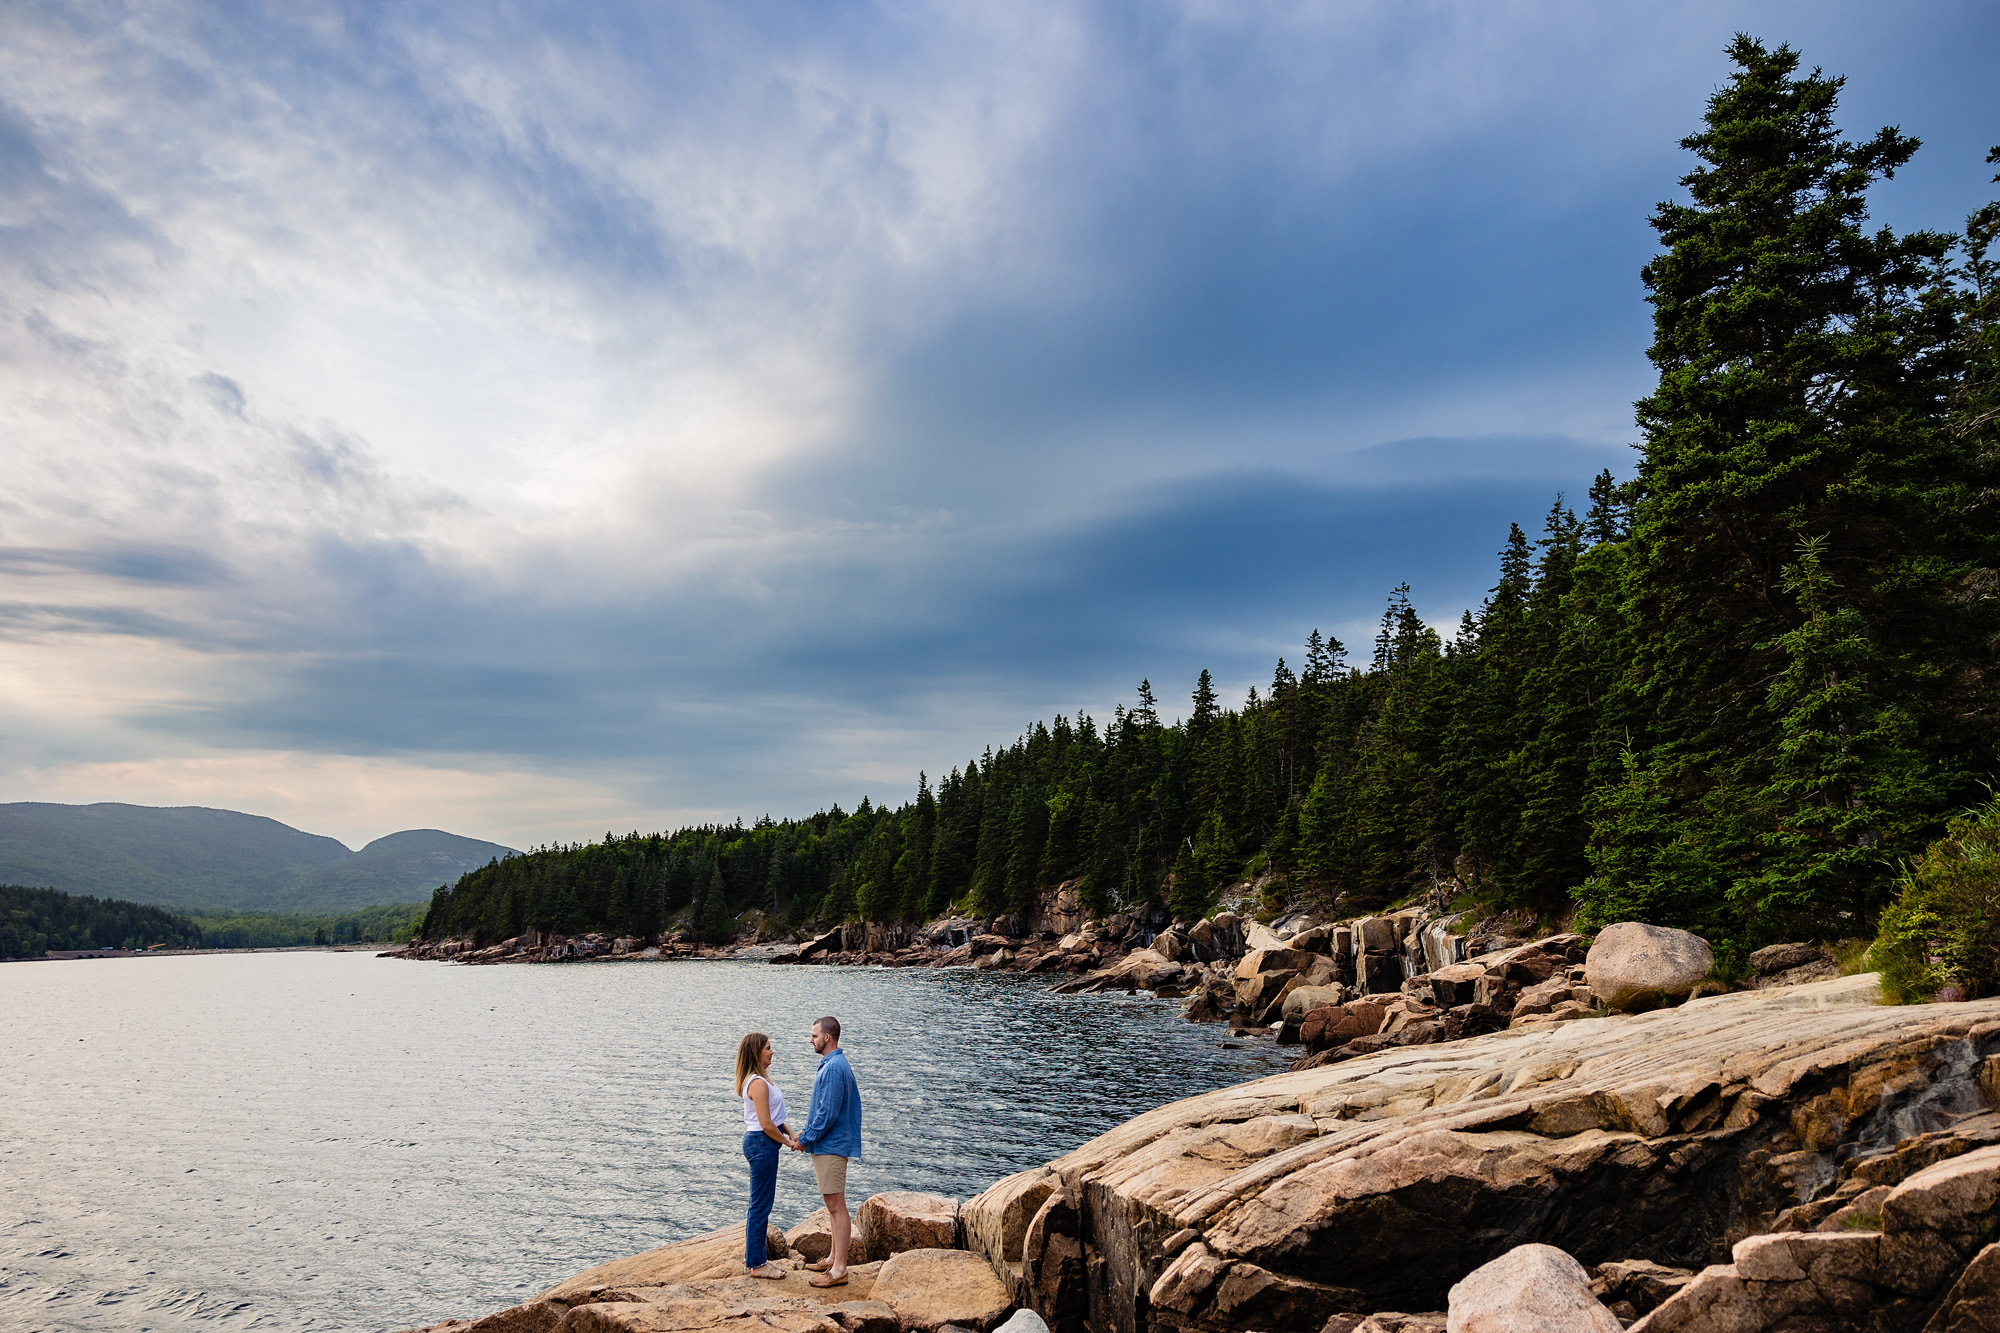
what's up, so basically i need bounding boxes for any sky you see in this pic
[2,1,1996,850]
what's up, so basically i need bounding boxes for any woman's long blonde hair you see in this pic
[734,1031,772,1095]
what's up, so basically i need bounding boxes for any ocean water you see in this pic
[0,951,1287,1332]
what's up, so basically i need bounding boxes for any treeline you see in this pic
[0,884,203,958]
[0,884,428,957]
[191,902,427,949]
[421,40,1999,957]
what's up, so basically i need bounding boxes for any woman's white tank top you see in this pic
[741,1074,786,1132]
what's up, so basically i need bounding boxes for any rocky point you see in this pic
[404,947,2000,1333]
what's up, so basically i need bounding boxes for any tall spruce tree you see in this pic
[1582,36,1980,943]
[1745,537,1945,932]
[1510,501,1599,912]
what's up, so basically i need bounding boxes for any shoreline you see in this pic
[383,894,1846,1072]
[405,971,2000,1333]
[5,942,397,963]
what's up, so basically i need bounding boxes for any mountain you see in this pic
[0,803,516,914]
[291,828,517,911]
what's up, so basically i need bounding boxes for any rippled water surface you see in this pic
[1,951,1286,1331]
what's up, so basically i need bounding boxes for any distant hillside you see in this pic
[0,804,516,914]
[293,829,516,910]
[1,884,204,958]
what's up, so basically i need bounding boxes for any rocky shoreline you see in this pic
[386,885,1843,1072]
[390,894,2000,1331]
[406,969,2000,1333]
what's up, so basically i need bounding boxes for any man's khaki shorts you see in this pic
[811,1154,849,1196]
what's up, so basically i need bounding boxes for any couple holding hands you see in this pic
[733,1016,862,1287]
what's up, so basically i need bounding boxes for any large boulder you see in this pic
[1445,1245,1620,1333]
[1357,916,1401,954]
[1587,1260,1692,1322]
[855,1191,958,1258]
[1283,984,1350,1022]
[1234,968,1300,1018]
[1357,951,1405,995]
[1290,924,1334,954]
[994,1311,1051,1333]
[922,917,983,948]
[1234,947,1312,979]
[869,1248,1014,1332]
[1414,918,1466,974]
[1298,999,1389,1051]
[1300,955,1341,988]
[961,1166,1056,1269]
[1052,949,1180,995]
[1202,912,1245,959]
[1243,921,1288,952]
[1748,941,1841,990]
[1424,962,1486,1009]
[783,1207,836,1264]
[1583,923,1712,1012]
[1034,883,1084,938]
[796,927,844,961]
[1019,1188,1087,1333]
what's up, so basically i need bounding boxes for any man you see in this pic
[792,1014,862,1288]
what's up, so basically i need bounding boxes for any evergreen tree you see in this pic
[1132,679,1160,730]
[1585,469,1631,544]
[1742,537,1946,933]
[1004,779,1050,916]
[688,856,728,940]
[1168,836,1208,923]
[929,764,978,912]
[765,831,792,917]
[971,752,1012,916]
[1303,628,1344,686]
[1582,36,1980,942]
[1189,670,1219,735]
[1452,526,1535,893]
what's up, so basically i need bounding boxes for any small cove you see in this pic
[0,951,1287,1332]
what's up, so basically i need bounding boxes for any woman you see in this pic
[735,1031,799,1278]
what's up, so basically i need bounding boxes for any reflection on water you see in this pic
[0,951,1286,1331]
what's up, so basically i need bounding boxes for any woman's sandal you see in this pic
[745,1264,787,1280]
[808,1271,849,1288]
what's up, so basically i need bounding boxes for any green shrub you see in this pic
[1870,796,2000,1003]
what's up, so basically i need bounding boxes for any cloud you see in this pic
[0,0,1994,843]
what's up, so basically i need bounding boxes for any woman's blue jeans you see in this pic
[743,1131,780,1267]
